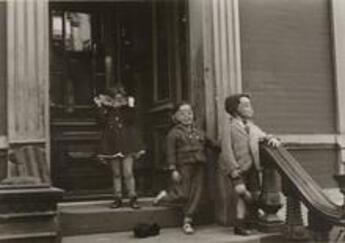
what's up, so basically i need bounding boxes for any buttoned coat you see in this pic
[166,124,219,168]
[97,105,144,155]
[219,117,267,176]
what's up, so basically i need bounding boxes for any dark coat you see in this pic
[166,123,218,169]
[97,105,144,155]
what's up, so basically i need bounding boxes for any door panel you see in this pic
[145,0,189,193]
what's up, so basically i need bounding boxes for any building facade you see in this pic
[0,0,345,224]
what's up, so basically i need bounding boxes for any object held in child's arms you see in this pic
[97,153,125,160]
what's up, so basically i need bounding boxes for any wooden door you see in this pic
[144,0,190,192]
[50,3,110,199]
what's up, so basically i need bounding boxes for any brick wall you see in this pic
[240,0,335,134]
[239,0,337,188]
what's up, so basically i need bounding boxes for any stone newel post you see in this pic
[257,146,284,232]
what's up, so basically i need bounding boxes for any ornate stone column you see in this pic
[3,2,64,242]
[188,0,242,225]
[331,0,345,175]
[7,0,50,162]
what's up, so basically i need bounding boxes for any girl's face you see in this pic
[113,93,127,107]
[237,96,254,119]
[174,104,194,125]
[99,94,114,106]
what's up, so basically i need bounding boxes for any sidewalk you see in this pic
[62,188,344,243]
[62,225,281,243]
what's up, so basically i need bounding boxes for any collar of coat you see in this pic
[174,123,199,135]
[231,117,253,136]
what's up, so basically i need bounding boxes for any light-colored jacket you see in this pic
[219,117,267,176]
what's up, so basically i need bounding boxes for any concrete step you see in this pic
[62,225,284,243]
[62,225,345,243]
[0,232,58,243]
[59,198,213,236]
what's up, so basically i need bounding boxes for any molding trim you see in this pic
[331,0,345,135]
[8,139,46,145]
[277,134,338,145]
[0,136,8,149]
[331,0,345,168]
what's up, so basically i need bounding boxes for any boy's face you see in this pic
[237,96,254,119]
[175,104,194,125]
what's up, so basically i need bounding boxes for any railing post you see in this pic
[257,156,284,232]
[308,212,332,241]
[281,177,310,240]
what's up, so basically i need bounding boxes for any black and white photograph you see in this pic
[0,0,345,242]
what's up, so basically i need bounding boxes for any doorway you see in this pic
[49,1,189,200]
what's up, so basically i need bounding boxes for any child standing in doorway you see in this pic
[153,102,219,235]
[220,94,280,235]
[94,85,145,209]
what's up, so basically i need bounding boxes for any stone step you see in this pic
[0,232,58,243]
[59,198,213,236]
[62,225,284,243]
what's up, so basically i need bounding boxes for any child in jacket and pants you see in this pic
[153,102,219,235]
[220,94,280,235]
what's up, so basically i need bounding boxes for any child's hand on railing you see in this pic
[267,137,281,147]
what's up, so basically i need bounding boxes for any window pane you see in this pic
[52,14,63,39]
[64,12,92,52]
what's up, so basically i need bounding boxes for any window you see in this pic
[51,10,92,52]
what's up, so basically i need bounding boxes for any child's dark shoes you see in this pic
[110,197,122,209]
[234,226,253,236]
[130,197,141,209]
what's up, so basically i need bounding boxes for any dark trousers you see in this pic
[164,163,205,220]
[242,167,261,200]
[233,166,261,224]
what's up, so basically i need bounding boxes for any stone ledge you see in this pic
[0,186,63,243]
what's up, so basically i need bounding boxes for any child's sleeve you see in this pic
[253,124,276,142]
[205,135,221,152]
[95,106,108,124]
[125,107,136,125]
[219,124,241,178]
[166,130,177,171]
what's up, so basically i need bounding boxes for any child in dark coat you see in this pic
[220,94,280,235]
[153,102,219,235]
[94,86,145,209]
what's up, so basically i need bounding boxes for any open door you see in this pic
[50,2,111,199]
[143,0,189,192]
[49,1,189,200]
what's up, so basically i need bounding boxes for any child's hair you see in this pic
[171,101,193,115]
[102,85,127,98]
[224,93,251,116]
[171,101,193,124]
